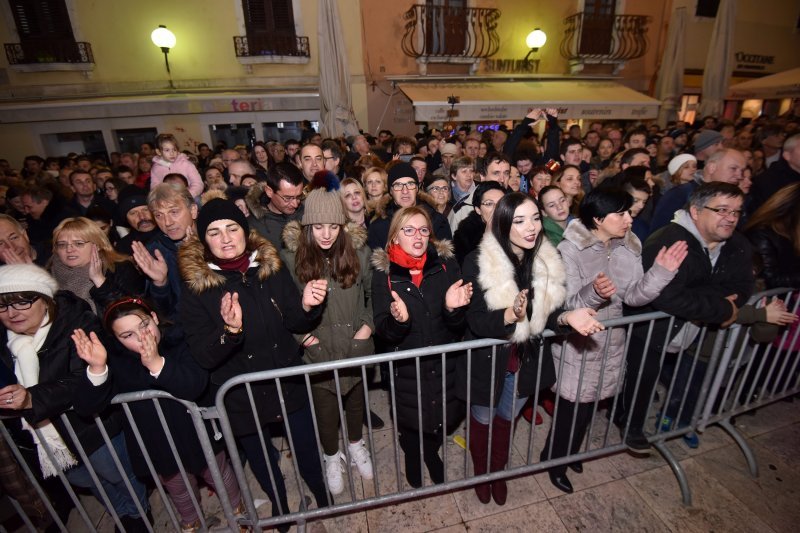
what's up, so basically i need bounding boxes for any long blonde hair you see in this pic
[52,217,129,272]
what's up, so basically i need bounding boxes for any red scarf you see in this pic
[388,244,427,287]
[213,252,251,273]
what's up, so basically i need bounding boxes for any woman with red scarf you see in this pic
[371,206,473,488]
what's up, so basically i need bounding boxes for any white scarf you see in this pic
[7,315,78,478]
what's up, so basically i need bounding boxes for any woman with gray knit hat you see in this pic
[178,197,330,529]
[0,263,150,531]
[281,171,375,496]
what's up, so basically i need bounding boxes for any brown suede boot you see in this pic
[468,414,491,504]
[489,416,512,506]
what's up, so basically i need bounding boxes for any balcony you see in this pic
[4,40,94,73]
[560,12,650,75]
[401,4,501,75]
[233,34,310,67]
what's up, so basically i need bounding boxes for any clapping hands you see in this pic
[445,279,473,311]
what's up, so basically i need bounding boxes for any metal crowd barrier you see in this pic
[0,288,797,531]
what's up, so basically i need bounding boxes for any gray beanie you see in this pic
[302,171,346,226]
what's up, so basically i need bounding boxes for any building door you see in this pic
[579,0,615,56]
[210,124,255,150]
[116,128,158,154]
[424,0,466,56]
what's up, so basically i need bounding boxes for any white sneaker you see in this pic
[323,452,345,494]
[348,439,374,480]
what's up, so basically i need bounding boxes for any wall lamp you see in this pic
[524,28,547,64]
[151,25,176,87]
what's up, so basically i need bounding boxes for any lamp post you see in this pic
[151,25,176,88]
[524,28,547,72]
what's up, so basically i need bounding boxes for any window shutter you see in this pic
[9,0,74,41]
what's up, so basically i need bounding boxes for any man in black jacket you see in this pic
[749,132,800,213]
[618,182,754,451]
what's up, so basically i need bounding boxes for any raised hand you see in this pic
[71,328,108,373]
[445,279,473,311]
[654,240,688,273]
[0,245,32,265]
[139,327,164,374]
[131,241,169,287]
[526,108,544,122]
[564,308,604,336]
[88,244,106,287]
[302,279,328,311]
[511,289,529,321]
[220,292,242,329]
[593,272,616,299]
[390,290,409,323]
[544,108,558,118]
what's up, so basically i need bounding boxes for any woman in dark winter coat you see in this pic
[459,192,602,506]
[178,198,329,526]
[72,297,242,531]
[281,173,375,496]
[0,264,149,531]
[50,217,145,316]
[371,206,473,488]
[744,182,800,289]
[453,182,506,266]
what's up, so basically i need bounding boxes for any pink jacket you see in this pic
[149,153,203,199]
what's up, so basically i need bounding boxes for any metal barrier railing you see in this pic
[0,288,796,531]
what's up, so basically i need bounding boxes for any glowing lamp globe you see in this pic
[151,26,176,50]
[525,29,547,50]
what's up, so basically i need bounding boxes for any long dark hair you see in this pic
[295,225,360,289]
[490,192,544,316]
[744,182,800,254]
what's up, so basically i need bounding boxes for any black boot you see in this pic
[399,430,423,488]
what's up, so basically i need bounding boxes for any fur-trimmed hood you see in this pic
[371,191,439,221]
[563,219,641,256]
[245,184,270,220]
[370,239,454,273]
[281,220,368,253]
[477,232,566,342]
[179,230,282,294]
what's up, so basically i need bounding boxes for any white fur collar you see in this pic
[477,232,566,342]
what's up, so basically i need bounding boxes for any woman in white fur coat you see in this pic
[458,192,602,506]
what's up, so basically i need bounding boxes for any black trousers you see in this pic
[617,333,662,433]
[541,397,594,476]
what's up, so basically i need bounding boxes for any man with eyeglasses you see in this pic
[367,162,452,249]
[245,162,305,249]
[321,140,344,180]
[651,148,746,233]
[617,182,754,452]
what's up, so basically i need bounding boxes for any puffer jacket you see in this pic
[371,240,465,434]
[149,153,204,199]
[281,221,374,394]
[555,220,675,402]
[178,231,320,436]
[745,226,800,289]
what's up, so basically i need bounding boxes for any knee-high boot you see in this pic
[468,414,491,504]
[489,416,512,506]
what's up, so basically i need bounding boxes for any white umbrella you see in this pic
[697,0,738,117]
[654,7,687,127]
[318,0,360,138]
[728,68,800,100]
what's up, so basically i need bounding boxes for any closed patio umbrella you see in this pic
[654,7,687,127]
[697,0,737,118]
[318,0,360,138]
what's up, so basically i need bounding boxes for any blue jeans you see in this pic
[471,372,528,424]
[664,354,708,429]
[66,432,149,518]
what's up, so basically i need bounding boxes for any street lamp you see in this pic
[524,28,547,70]
[151,25,176,87]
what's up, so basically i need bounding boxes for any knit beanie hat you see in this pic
[387,162,417,188]
[693,130,723,154]
[196,198,249,241]
[0,264,58,298]
[302,171,346,226]
[667,153,697,176]
[117,185,148,219]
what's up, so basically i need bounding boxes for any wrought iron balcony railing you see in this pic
[560,12,650,62]
[401,4,500,60]
[233,34,310,58]
[4,40,93,65]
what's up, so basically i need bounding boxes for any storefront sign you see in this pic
[735,52,775,71]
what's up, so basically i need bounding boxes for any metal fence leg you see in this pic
[717,418,759,478]
[652,441,691,506]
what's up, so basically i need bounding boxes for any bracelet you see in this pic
[301,334,314,346]
[224,323,243,335]
[557,312,569,326]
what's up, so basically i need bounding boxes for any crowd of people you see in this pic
[0,106,798,531]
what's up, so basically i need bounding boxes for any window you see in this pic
[238,0,307,57]
[695,0,720,18]
[4,0,93,67]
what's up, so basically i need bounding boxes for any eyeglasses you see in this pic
[427,185,450,193]
[480,200,497,208]
[391,181,418,191]
[275,192,305,204]
[400,226,430,237]
[0,297,39,312]
[703,206,743,218]
[55,240,89,251]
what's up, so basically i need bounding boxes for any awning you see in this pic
[398,80,660,122]
[728,68,800,100]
